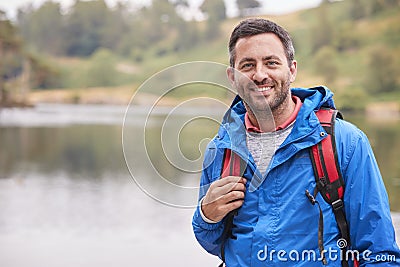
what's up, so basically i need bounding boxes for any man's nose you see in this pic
[252,65,269,84]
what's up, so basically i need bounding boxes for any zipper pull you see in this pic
[305,189,317,205]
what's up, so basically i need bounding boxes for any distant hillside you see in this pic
[27,0,400,111]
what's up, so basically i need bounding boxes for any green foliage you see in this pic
[335,86,368,112]
[334,22,361,52]
[0,11,23,103]
[311,4,334,52]
[18,2,64,55]
[364,45,400,93]
[200,0,226,41]
[99,2,130,51]
[201,0,226,21]
[64,0,111,57]
[360,0,400,17]
[313,46,338,84]
[29,54,61,89]
[174,21,200,51]
[350,0,367,20]
[8,0,400,109]
[237,0,261,17]
[85,49,119,87]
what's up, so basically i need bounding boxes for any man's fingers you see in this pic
[203,186,245,206]
[219,180,246,194]
[212,197,244,217]
[211,176,246,194]
[203,177,246,205]
[201,176,247,221]
[227,199,244,211]
[214,176,247,187]
[224,190,245,203]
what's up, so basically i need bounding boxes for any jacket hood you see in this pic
[292,86,336,111]
[216,86,336,154]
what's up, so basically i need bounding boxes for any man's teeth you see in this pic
[256,86,272,92]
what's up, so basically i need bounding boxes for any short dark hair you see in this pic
[228,18,295,67]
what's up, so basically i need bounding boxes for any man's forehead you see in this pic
[234,33,286,59]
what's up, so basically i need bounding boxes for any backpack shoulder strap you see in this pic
[310,108,355,267]
[311,108,345,204]
[219,149,246,267]
[221,149,246,179]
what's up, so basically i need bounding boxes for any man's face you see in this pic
[227,33,297,114]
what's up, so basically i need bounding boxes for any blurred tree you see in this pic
[365,0,399,15]
[335,87,368,112]
[237,0,261,17]
[370,0,385,14]
[313,46,338,84]
[141,0,181,45]
[350,0,366,20]
[200,0,226,41]
[64,0,111,57]
[85,48,118,87]
[201,0,226,21]
[384,0,400,7]
[29,54,60,89]
[0,10,22,105]
[17,1,65,55]
[365,46,399,93]
[172,0,190,6]
[174,20,199,52]
[17,4,35,50]
[204,15,220,41]
[99,2,130,52]
[335,22,360,52]
[311,4,334,52]
[0,11,56,103]
[118,15,147,59]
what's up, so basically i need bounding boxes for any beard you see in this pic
[240,75,292,116]
[267,78,291,112]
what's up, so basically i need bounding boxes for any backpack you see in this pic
[218,108,359,267]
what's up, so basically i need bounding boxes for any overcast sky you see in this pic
[0,0,323,20]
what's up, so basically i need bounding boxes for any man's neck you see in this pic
[246,96,296,132]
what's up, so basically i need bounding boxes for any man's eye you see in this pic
[266,61,278,66]
[241,63,254,69]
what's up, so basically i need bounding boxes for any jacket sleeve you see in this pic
[339,122,400,266]
[192,145,225,257]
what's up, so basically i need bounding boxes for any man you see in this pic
[192,18,400,266]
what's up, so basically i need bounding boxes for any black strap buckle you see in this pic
[332,199,344,211]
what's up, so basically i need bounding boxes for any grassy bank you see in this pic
[25,2,400,113]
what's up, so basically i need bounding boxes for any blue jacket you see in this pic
[192,87,400,266]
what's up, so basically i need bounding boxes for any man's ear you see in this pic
[226,67,235,86]
[289,60,297,83]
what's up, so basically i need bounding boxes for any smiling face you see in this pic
[227,33,297,117]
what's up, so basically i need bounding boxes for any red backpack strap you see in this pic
[309,108,355,267]
[219,149,246,266]
[221,149,244,178]
[311,108,345,202]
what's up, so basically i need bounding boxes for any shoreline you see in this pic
[22,88,400,116]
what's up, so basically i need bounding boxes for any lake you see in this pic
[0,103,399,267]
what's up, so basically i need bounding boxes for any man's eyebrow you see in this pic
[237,57,255,66]
[263,55,282,61]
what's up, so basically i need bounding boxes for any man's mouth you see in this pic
[255,86,273,92]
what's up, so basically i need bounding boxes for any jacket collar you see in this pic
[215,86,335,173]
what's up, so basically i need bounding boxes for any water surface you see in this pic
[0,104,398,266]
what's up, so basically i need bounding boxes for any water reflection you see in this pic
[0,104,398,267]
[0,104,221,267]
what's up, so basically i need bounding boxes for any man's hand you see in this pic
[201,176,247,222]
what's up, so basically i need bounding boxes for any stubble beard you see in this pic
[242,76,292,118]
